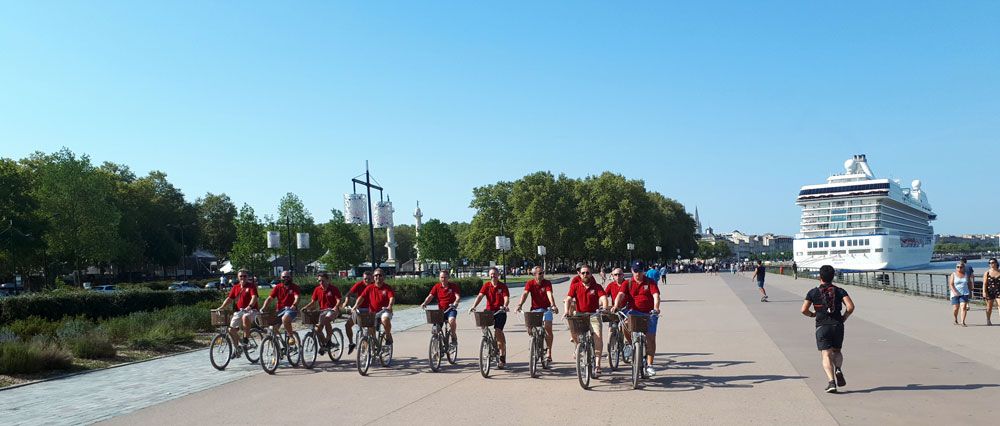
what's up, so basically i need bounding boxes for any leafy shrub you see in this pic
[72,334,117,359]
[5,316,60,341]
[155,306,211,332]
[0,341,72,374]
[0,289,224,325]
[0,329,17,344]
[102,312,155,344]
[128,324,194,351]
[56,317,95,343]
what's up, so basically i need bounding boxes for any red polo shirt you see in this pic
[349,280,370,297]
[523,279,553,310]
[605,280,623,303]
[228,283,259,310]
[568,277,605,312]
[362,284,394,311]
[429,282,460,309]
[623,277,659,312]
[311,284,342,310]
[479,281,509,311]
[272,282,301,309]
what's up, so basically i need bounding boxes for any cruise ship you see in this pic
[793,155,937,270]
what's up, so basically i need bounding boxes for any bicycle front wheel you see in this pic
[209,333,232,371]
[479,336,491,378]
[301,331,318,369]
[243,328,265,364]
[284,332,301,367]
[328,328,345,362]
[260,335,279,374]
[357,336,371,376]
[576,342,590,389]
[631,341,642,389]
[529,335,538,378]
[429,333,442,372]
[445,326,457,365]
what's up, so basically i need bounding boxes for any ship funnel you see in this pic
[853,154,874,177]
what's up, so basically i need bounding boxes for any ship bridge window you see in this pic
[798,182,891,196]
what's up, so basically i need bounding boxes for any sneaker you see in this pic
[543,357,552,369]
[348,343,356,354]
[760,296,766,302]
[825,381,838,393]
[623,345,633,360]
[450,341,458,352]
[835,368,846,387]
[764,295,769,301]
[318,346,326,355]
[240,337,249,346]
[645,366,656,376]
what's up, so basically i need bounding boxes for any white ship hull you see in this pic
[793,235,933,271]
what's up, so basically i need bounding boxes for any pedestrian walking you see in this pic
[801,265,854,393]
[949,262,972,327]
[792,261,798,280]
[751,260,768,302]
[984,258,1000,326]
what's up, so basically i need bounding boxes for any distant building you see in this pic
[701,228,793,259]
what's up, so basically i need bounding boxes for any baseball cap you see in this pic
[631,260,645,271]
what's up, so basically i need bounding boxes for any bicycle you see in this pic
[472,309,504,378]
[257,311,302,374]
[605,310,629,371]
[424,305,458,372]
[354,308,393,376]
[627,312,658,389]
[568,312,602,389]
[520,307,552,378]
[209,309,264,371]
[300,309,344,369]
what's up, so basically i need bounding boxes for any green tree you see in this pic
[318,209,365,272]
[509,171,579,263]
[0,158,45,285]
[28,149,121,286]
[272,192,324,267]
[196,193,237,259]
[465,181,514,263]
[417,219,459,267]
[229,203,269,276]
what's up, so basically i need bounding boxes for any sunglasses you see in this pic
[374,274,384,277]
[581,272,591,275]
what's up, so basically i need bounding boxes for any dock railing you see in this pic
[767,266,987,302]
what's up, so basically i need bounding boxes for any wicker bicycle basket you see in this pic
[474,311,495,327]
[257,312,279,327]
[523,311,544,328]
[600,313,619,324]
[356,311,378,328]
[425,309,445,325]
[628,314,651,333]
[567,314,592,335]
[301,310,320,325]
[210,310,232,327]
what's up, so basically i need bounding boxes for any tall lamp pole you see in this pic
[351,161,384,274]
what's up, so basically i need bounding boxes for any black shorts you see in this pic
[493,312,507,330]
[815,323,844,351]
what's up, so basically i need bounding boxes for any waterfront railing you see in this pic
[767,266,988,302]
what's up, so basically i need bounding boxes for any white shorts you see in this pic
[230,309,259,328]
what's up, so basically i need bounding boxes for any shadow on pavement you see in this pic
[665,359,754,370]
[843,383,1000,394]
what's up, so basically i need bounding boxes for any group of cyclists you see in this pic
[216,258,662,377]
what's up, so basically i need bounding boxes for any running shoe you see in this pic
[825,381,837,393]
[835,368,846,387]
[645,366,656,376]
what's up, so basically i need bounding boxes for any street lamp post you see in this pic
[537,245,546,274]
[627,242,635,267]
[655,245,662,266]
[350,161,385,274]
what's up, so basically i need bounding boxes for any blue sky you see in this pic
[2,1,997,236]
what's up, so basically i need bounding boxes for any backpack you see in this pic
[816,284,839,314]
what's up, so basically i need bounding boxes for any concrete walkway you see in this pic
[4,272,999,425]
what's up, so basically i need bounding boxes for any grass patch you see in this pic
[0,341,73,375]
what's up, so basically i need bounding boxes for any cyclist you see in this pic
[516,265,559,367]
[612,260,661,377]
[564,265,608,374]
[343,271,374,354]
[260,270,301,339]
[468,267,510,368]
[353,268,395,345]
[302,272,343,354]
[216,269,260,354]
[420,270,461,349]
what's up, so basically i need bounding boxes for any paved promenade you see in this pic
[2,272,998,425]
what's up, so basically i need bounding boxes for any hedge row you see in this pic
[0,290,223,325]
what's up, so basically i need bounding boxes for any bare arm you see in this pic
[420,293,435,309]
[516,292,528,311]
[547,290,559,314]
[653,292,661,312]
[217,297,233,311]
[801,300,814,317]
[469,294,485,312]
[842,295,854,321]
[291,294,300,310]
[388,296,395,312]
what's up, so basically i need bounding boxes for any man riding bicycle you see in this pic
[420,270,461,349]
[302,272,343,355]
[216,269,259,355]
[353,268,395,345]
[564,265,608,375]
[343,271,373,354]
[516,266,559,367]
[468,267,509,368]
[260,270,301,339]
[612,260,661,377]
